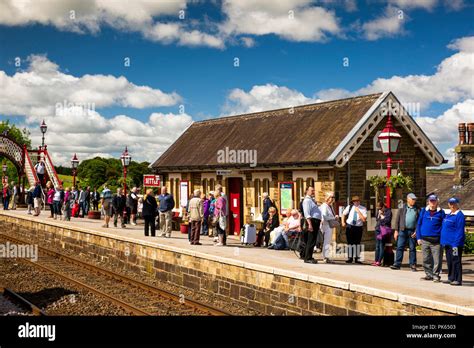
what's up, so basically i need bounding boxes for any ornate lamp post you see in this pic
[40,120,48,149]
[71,153,79,187]
[120,147,131,196]
[376,115,402,208]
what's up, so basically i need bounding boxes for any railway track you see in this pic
[1,287,47,316]
[0,233,232,316]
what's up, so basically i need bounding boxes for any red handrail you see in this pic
[44,149,61,186]
[25,151,39,184]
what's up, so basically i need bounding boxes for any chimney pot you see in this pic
[458,123,466,145]
[468,123,474,145]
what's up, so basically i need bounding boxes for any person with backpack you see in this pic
[441,197,465,286]
[302,187,322,264]
[417,194,446,282]
[341,196,367,264]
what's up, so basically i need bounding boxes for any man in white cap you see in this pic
[391,193,420,271]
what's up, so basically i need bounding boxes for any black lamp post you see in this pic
[71,153,79,187]
[120,147,131,196]
[40,120,47,149]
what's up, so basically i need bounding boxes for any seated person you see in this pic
[269,209,301,249]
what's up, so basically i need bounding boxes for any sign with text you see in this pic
[143,175,161,187]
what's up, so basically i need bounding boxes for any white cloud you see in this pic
[219,0,341,42]
[0,55,181,117]
[0,0,225,48]
[315,36,474,109]
[415,99,474,145]
[25,110,193,166]
[0,53,192,165]
[221,83,321,115]
[389,0,438,10]
[362,5,406,40]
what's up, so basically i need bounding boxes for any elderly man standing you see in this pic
[417,194,446,282]
[158,186,175,238]
[341,196,367,264]
[188,189,203,245]
[302,186,322,264]
[391,193,420,271]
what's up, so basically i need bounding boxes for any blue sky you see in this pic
[0,0,473,165]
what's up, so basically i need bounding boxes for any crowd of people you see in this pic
[257,187,465,287]
[1,179,467,286]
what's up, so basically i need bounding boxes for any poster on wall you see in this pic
[279,182,294,215]
[180,181,189,208]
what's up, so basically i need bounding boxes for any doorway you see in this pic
[227,177,243,235]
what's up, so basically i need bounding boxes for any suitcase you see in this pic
[383,243,394,266]
[241,224,257,245]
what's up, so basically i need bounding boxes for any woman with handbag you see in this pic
[320,192,339,263]
[373,201,392,266]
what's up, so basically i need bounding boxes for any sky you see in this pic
[0,0,473,167]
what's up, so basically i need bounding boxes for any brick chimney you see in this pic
[455,122,474,185]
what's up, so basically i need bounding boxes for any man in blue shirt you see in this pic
[302,186,321,264]
[417,194,446,282]
[441,197,465,286]
[158,186,175,238]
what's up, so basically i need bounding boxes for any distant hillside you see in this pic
[426,172,473,209]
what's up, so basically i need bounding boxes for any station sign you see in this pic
[143,175,161,187]
[216,170,232,176]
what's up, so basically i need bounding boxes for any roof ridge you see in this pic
[194,92,383,125]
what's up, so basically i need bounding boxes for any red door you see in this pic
[228,178,243,235]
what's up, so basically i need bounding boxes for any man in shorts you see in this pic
[101,184,113,228]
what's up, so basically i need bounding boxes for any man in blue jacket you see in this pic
[417,195,446,282]
[441,197,465,286]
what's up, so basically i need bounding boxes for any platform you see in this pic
[0,209,472,316]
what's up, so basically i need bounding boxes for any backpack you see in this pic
[273,234,287,250]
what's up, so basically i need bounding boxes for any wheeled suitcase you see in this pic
[241,224,257,245]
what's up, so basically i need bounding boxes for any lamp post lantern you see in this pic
[120,146,131,196]
[71,153,79,187]
[376,114,403,208]
[40,120,48,149]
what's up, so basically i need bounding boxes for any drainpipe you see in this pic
[346,161,351,205]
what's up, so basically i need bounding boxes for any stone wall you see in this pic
[0,215,465,316]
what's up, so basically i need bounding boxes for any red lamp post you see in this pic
[71,153,79,187]
[120,147,131,196]
[376,115,402,208]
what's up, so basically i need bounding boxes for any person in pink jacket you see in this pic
[46,181,55,218]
